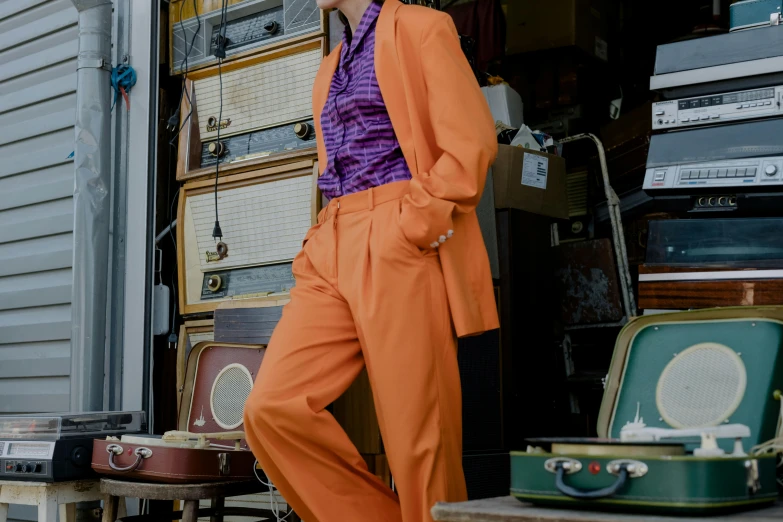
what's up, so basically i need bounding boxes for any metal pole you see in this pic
[70,0,113,412]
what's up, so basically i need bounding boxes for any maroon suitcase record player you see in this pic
[91,342,266,483]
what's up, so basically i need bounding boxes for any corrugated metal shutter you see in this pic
[0,0,78,414]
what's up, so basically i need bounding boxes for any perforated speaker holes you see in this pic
[656,342,746,429]
[210,364,254,430]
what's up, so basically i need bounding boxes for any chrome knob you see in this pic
[765,164,778,176]
[264,21,279,34]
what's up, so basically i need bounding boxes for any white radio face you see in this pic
[178,161,319,315]
[652,86,783,130]
[193,48,320,141]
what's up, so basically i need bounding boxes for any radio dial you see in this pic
[207,275,223,292]
[208,141,226,157]
[24,463,34,473]
[264,21,280,34]
[765,164,778,176]
[294,123,311,140]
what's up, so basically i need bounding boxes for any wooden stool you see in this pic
[431,496,783,522]
[100,478,288,522]
[0,479,107,522]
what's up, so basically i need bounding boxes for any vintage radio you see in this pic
[652,85,783,132]
[92,342,265,483]
[176,38,325,182]
[177,159,320,315]
[0,412,145,483]
[638,217,783,310]
[512,307,783,515]
[169,0,325,75]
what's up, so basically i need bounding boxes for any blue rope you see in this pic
[110,64,137,110]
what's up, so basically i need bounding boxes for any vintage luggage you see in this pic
[92,342,266,483]
[511,307,783,515]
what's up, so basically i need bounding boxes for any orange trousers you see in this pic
[243,180,466,522]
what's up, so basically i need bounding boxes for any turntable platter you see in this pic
[525,437,687,457]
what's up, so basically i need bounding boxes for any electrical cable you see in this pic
[252,460,294,522]
[211,0,230,242]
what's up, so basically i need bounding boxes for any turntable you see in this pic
[0,411,146,482]
[511,307,783,515]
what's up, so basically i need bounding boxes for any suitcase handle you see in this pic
[106,444,153,473]
[548,459,647,500]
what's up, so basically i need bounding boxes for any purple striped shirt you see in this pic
[317,1,412,200]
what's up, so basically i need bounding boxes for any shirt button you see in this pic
[446,230,454,238]
[430,242,440,249]
[438,235,447,243]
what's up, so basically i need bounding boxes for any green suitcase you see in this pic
[511,307,783,515]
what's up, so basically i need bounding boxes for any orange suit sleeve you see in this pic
[399,14,498,250]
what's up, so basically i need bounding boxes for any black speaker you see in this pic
[462,451,510,500]
[458,327,503,452]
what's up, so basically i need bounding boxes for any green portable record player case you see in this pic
[511,307,783,515]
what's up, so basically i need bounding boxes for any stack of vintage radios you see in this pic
[166,0,388,499]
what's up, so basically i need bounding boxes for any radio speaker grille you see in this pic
[210,364,255,429]
[656,342,746,429]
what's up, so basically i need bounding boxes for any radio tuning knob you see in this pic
[208,141,226,157]
[207,275,223,292]
[765,164,778,176]
[264,21,279,34]
[294,123,311,140]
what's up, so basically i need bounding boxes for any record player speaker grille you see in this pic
[210,364,254,430]
[656,343,747,429]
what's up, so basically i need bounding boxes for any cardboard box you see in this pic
[492,145,569,219]
[506,0,609,61]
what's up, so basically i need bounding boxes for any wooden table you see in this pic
[0,480,107,522]
[431,496,783,522]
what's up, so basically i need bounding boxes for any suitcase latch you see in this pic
[544,458,582,475]
[607,459,648,479]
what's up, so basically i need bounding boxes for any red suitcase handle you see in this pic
[106,444,153,473]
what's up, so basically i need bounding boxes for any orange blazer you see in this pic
[312,0,499,337]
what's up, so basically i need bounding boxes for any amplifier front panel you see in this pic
[178,162,319,315]
[170,0,323,75]
[193,48,320,140]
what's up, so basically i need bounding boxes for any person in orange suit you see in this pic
[243,0,498,520]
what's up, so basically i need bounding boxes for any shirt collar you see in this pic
[341,1,382,62]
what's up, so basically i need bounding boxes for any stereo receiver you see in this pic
[652,85,783,131]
